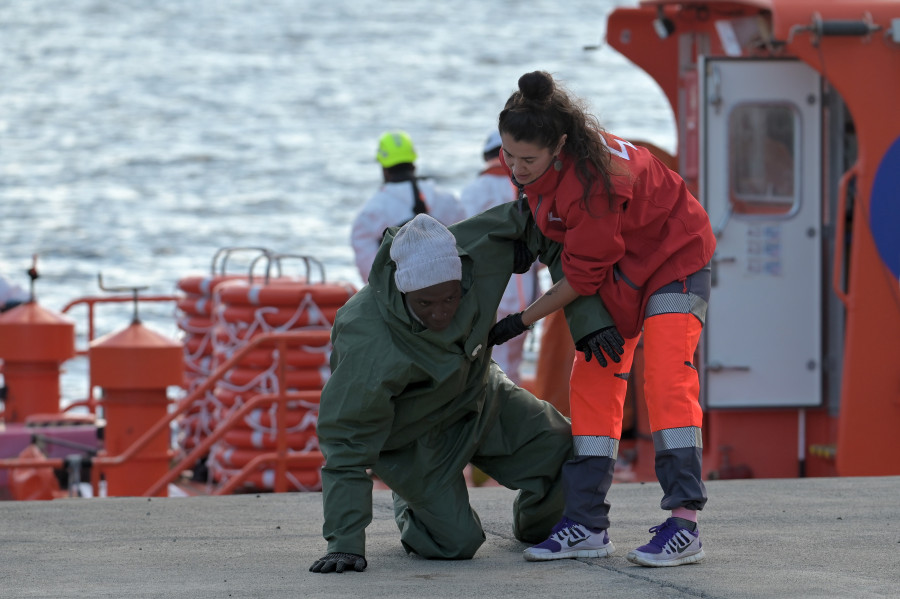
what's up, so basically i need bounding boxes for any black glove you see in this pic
[575,326,625,368]
[488,312,530,347]
[309,552,367,574]
[512,240,535,274]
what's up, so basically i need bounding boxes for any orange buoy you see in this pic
[222,427,318,451]
[215,279,356,307]
[222,365,329,390]
[208,451,324,492]
[176,274,246,297]
[204,277,349,492]
[0,302,75,423]
[176,274,244,391]
[175,271,266,464]
[210,465,322,492]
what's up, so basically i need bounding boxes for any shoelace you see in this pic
[551,518,589,542]
[646,519,680,549]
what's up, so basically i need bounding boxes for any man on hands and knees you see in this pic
[310,208,611,573]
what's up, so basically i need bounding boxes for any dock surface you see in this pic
[3,476,898,598]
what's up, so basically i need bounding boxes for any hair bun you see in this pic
[518,71,554,104]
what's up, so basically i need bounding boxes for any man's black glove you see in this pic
[513,240,535,274]
[575,326,625,368]
[488,312,530,347]
[309,552,367,574]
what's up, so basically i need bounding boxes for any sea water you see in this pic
[0,0,674,403]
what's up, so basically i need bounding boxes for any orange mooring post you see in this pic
[90,322,184,497]
[0,302,76,423]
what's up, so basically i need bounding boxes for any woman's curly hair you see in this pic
[498,71,617,212]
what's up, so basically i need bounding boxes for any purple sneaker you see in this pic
[523,517,615,561]
[626,517,705,567]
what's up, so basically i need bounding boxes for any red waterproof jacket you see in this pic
[501,134,716,338]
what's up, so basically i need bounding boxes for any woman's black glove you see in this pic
[575,326,625,367]
[513,240,535,274]
[309,552,367,573]
[488,312,530,347]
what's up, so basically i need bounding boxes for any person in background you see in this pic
[351,130,465,285]
[310,206,612,574]
[0,270,28,312]
[488,70,716,567]
[459,130,540,385]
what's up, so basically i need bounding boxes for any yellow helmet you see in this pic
[376,130,417,168]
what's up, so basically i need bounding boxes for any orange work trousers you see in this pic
[569,312,704,440]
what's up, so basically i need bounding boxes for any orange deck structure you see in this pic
[598,0,900,479]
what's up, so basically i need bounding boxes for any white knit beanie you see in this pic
[390,214,462,293]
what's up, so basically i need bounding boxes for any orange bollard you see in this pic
[90,322,184,497]
[0,303,75,423]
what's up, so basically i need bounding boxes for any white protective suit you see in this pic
[0,273,28,310]
[351,179,464,284]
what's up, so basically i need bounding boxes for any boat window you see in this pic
[728,103,798,216]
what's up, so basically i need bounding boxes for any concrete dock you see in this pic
[3,476,898,598]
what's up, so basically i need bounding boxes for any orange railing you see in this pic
[142,389,323,496]
[60,294,180,414]
[0,329,330,497]
[831,164,858,308]
[103,329,329,496]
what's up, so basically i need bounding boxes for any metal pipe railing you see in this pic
[60,294,180,414]
[1,329,331,498]
[140,388,321,497]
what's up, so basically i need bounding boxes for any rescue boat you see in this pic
[581,0,900,480]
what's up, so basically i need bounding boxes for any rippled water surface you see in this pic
[0,0,673,401]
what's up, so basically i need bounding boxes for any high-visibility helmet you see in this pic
[376,130,418,168]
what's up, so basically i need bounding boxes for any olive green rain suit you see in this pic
[317,201,613,560]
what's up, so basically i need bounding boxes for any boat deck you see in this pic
[4,476,897,598]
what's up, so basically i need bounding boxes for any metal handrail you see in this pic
[97,329,330,496]
[212,450,324,495]
[0,329,331,498]
[61,294,181,352]
[831,164,858,307]
[60,294,180,413]
[140,389,322,497]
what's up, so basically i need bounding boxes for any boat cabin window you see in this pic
[728,103,798,215]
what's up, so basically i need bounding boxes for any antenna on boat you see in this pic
[26,254,39,303]
[96,273,149,324]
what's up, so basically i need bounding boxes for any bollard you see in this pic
[0,302,75,423]
[90,322,183,497]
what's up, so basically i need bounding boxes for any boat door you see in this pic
[700,58,823,408]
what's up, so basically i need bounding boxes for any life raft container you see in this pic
[207,461,323,492]
[179,251,355,492]
[175,248,277,456]
[176,246,275,390]
[176,269,258,456]
[176,277,245,389]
